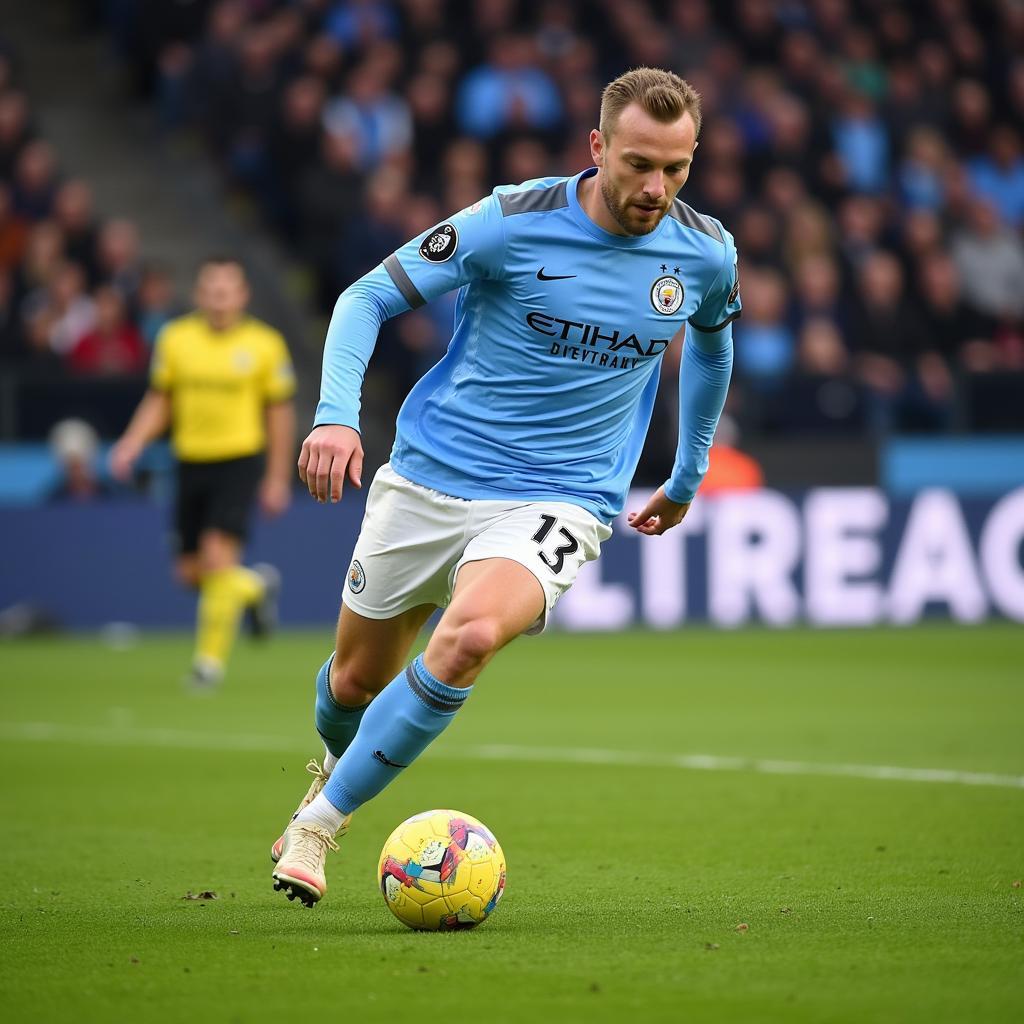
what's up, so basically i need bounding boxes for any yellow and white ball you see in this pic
[378,809,506,931]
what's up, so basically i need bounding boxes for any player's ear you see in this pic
[590,128,605,167]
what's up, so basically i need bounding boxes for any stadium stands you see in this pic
[92,0,1023,447]
[3,0,1023,481]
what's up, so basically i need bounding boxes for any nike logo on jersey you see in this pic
[536,268,577,281]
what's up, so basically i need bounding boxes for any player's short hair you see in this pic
[198,255,247,277]
[599,67,702,140]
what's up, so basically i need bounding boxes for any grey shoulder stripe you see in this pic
[669,202,724,243]
[383,254,425,309]
[498,181,569,217]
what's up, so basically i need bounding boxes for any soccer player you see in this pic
[271,68,740,906]
[111,257,296,685]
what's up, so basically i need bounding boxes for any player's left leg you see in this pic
[191,529,267,685]
[190,454,273,685]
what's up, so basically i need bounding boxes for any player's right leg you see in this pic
[270,603,433,854]
[272,464,460,905]
[271,602,434,904]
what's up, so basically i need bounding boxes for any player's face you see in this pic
[592,104,698,236]
[195,264,250,328]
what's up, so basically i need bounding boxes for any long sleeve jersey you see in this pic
[316,167,741,523]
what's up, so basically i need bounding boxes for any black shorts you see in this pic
[174,454,264,556]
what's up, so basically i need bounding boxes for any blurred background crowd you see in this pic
[1,0,1023,491]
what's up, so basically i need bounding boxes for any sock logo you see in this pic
[373,749,409,769]
[348,559,366,594]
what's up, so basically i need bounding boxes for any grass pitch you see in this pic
[1,625,1022,1023]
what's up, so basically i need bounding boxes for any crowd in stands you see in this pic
[0,35,182,438]
[96,0,1024,445]
[7,0,1024,465]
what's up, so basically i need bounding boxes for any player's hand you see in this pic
[627,486,691,536]
[297,424,363,504]
[109,438,141,482]
[259,476,291,517]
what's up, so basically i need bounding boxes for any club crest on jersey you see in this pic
[348,559,366,594]
[419,223,458,263]
[651,275,684,316]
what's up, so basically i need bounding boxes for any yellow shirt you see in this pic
[151,313,295,462]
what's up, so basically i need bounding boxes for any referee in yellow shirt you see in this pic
[112,257,296,685]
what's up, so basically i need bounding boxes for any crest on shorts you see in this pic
[419,223,458,263]
[651,275,684,316]
[348,559,366,594]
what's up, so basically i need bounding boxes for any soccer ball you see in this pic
[378,809,506,931]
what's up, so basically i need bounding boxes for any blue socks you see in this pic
[314,654,370,758]
[322,655,472,815]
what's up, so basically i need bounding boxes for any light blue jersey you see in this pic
[315,167,740,523]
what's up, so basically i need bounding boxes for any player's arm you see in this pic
[300,197,506,503]
[259,333,298,516]
[110,389,172,481]
[629,229,740,536]
[261,399,295,516]
[111,325,175,481]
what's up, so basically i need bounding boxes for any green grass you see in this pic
[1,625,1022,1023]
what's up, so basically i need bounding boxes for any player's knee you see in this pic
[329,656,385,706]
[447,617,503,674]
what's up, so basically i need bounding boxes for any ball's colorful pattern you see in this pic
[378,809,506,931]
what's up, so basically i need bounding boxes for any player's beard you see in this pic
[600,175,669,236]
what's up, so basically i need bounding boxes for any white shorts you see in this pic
[343,463,612,634]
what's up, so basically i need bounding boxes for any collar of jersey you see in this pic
[567,167,670,249]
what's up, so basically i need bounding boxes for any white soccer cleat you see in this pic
[270,759,330,863]
[271,820,347,908]
[185,656,224,689]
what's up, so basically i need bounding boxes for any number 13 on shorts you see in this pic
[531,513,580,574]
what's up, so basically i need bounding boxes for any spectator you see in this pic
[68,286,146,375]
[831,90,889,194]
[11,139,58,221]
[0,90,32,180]
[332,167,409,291]
[455,35,562,139]
[22,260,96,357]
[296,130,364,299]
[406,71,457,175]
[733,267,795,389]
[792,255,850,336]
[851,251,951,432]
[324,0,400,50]
[266,74,327,235]
[966,124,1024,229]
[96,218,143,299]
[136,265,180,346]
[0,181,28,273]
[51,180,99,283]
[898,128,951,211]
[13,219,63,302]
[48,418,110,502]
[323,63,412,170]
[798,318,850,377]
[951,198,1024,320]
[916,251,994,369]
